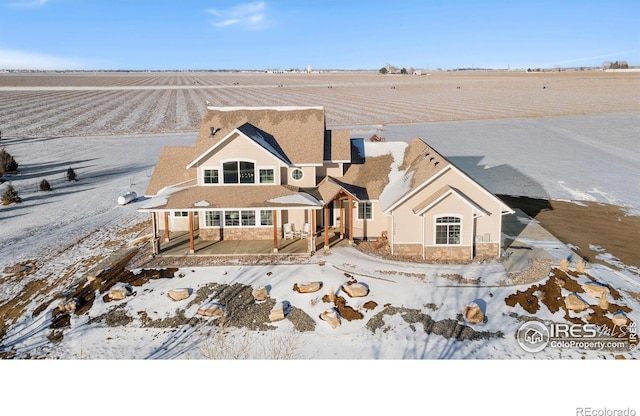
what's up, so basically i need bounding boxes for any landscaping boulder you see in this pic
[564,293,589,312]
[598,293,609,310]
[59,298,78,312]
[168,289,190,301]
[109,285,132,300]
[464,302,484,324]
[252,286,269,301]
[269,302,286,322]
[612,312,628,327]
[293,282,322,294]
[197,306,224,318]
[582,282,610,299]
[342,283,368,298]
[320,309,341,329]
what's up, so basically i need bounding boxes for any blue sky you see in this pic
[1,0,638,70]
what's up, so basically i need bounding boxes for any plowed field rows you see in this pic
[1,71,638,137]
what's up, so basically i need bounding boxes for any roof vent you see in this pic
[435,161,440,166]
[210,127,217,137]
[429,157,434,162]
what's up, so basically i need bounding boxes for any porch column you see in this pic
[311,208,316,254]
[272,209,278,253]
[164,212,170,242]
[324,204,329,250]
[348,196,354,244]
[307,209,312,254]
[340,199,345,239]
[151,212,159,255]
[188,211,195,254]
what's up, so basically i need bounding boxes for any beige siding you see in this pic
[427,169,502,242]
[316,162,344,180]
[421,194,474,246]
[286,165,317,187]
[392,167,503,250]
[351,201,388,240]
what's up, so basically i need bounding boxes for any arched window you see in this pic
[435,216,461,245]
[223,161,255,184]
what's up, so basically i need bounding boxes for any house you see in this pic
[140,106,513,261]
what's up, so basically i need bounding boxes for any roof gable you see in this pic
[381,137,513,214]
[412,186,489,216]
[187,123,291,168]
[194,106,326,165]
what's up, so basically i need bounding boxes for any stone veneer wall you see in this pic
[473,243,499,259]
[392,244,422,257]
[424,246,472,262]
[200,227,273,241]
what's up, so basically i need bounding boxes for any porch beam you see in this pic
[164,212,170,242]
[188,211,195,254]
[272,209,278,253]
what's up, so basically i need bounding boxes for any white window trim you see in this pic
[260,210,274,226]
[356,201,374,220]
[290,167,304,181]
[202,208,275,229]
[204,210,222,227]
[258,166,277,185]
[220,158,258,185]
[433,214,463,246]
[202,168,219,185]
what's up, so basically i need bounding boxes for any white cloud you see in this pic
[0,48,82,70]
[8,0,48,8]
[207,1,269,30]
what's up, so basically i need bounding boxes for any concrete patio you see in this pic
[156,229,348,257]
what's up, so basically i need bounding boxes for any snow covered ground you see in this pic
[2,112,639,414]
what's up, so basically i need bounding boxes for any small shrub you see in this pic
[0,148,18,173]
[2,183,21,205]
[66,167,77,182]
[39,179,52,192]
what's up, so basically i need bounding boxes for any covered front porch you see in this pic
[154,229,347,257]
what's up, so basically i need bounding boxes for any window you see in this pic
[259,169,275,184]
[435,216,461,245]
[260,210,273,226]
[357,202,373,220]
[204,169,218,184]
[205,211,221,227]
[241,210,256,226]
[174,211,188,217]
[223,161,255,184]
[239,161,255,184]
[291,168,304,181]
[225,210,240,226]
[223,161,238,183]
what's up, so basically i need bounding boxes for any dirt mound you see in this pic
[504,268,633,332]
[334,296,363,321]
